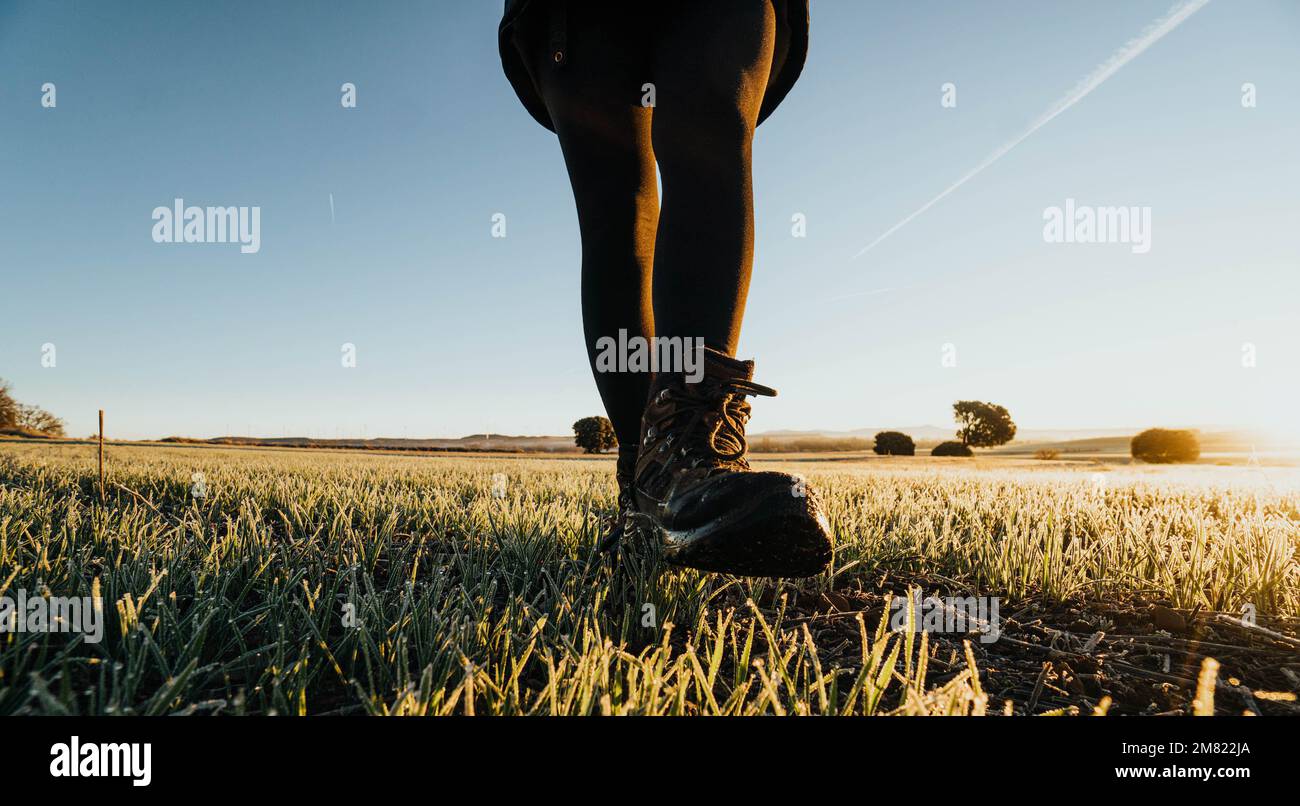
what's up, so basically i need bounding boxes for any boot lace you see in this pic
[645,378,777,471]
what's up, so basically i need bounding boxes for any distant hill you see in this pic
[132,427,1290,457]
[990,430,1280,456]
[163,434,576,453]
[0,427,57,440]
[760,426,1144,443]
[754,426,1288,454]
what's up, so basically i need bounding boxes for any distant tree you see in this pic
[931,441,974,457]
[572,416,617,454]
[953,400,1016,448]
[0,379,17,429]
[1131,428,1200,464]
[0,379,63,437]
[16,404,66,437]
[873,431,915,456]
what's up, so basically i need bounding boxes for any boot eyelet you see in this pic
[647,427,657,439]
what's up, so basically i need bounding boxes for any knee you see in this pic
[652,101,754,181]
[575,191,657,261]
[564,149,656,237]
[561,151,657,257]
[550,111,656,236]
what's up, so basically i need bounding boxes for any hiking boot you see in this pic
[597,444,639,553]
[631,347,832,577]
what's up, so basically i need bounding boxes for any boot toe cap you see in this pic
[658,471,832,577]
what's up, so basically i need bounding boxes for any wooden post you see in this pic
[98,409,105,504]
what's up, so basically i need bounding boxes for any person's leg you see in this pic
[649,0,776,355]
[630,2,830,577]
[515,1,657,448]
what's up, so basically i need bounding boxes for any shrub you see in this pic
[931,441,973,457]
[572,416,617,454]
[1034,449,1061,460]
[873,431,915,456]
[1131,428,1200,463]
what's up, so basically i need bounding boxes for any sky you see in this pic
[1,0,1297,441]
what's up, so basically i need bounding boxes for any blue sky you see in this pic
[1,0,1297,440]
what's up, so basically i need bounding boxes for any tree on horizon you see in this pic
[572,416,617,454]
[952,400,1016,449]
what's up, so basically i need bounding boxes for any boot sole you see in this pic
[633,495,832,578]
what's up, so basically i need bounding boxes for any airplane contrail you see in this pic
[852,0,1211,260]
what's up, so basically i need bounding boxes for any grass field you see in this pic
[1,441,1297,716]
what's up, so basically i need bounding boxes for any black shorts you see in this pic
[498,0,808,132]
